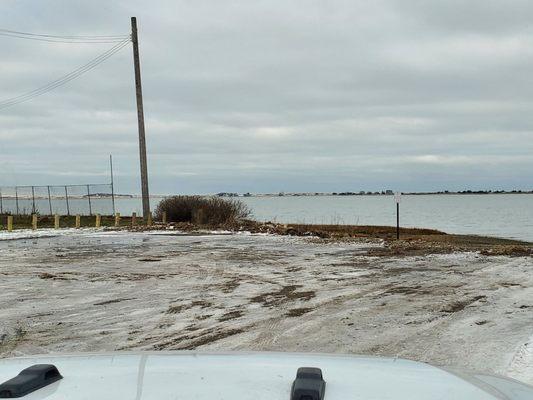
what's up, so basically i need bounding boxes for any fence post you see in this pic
[31,186,36,214]
[0,189,2,214]
[15,187,19,215]
[147,212,152,227]
[131,212,137,227]
[54,214,60,229]
[65,186,70,216]
[75,214,81,229]
[86,185,92,216]
[7,216,13,232]
[95,214,101,228]
[162,211,167,224]
[47,186,53,215]
[115,212,121,227]
[32,214,37,230]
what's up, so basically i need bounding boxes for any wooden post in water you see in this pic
[396,203,400,240]
[115,213,121,227]
[394,192,402,240]
[54,214,60,229]
[32,214,37,230]
[75,215,81,229]
[7,216,13,232]
[95,214,101,228]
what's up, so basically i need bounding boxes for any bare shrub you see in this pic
[154,196,250,225]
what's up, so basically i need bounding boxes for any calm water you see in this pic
[239,194,533,242]
[2,194,532,241]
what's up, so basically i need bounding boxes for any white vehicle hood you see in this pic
[0,352,531,400]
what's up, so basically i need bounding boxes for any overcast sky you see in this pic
[1,0,532,194]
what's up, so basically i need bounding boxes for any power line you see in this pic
[0,38,131,110]
[0,28,129,38]
[0,28,130,43]
[0,32,129,43]
[0,39,131,108]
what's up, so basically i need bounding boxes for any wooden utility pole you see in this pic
[131,17,150,218]
[109,154,116,215]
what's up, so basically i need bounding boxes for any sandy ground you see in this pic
[0,229,532,385]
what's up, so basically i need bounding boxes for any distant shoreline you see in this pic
[215,191,533,198]
[2,191,532,200]
[90,191,533,198]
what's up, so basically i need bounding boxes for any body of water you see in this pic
[239,194,533,242]
[1,194,532,242]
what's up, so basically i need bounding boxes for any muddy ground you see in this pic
[0,229,532,384]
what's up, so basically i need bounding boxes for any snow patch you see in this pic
[0,228,101,241]
[505,334,533,385]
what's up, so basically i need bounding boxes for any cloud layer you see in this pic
[1,0,532,193]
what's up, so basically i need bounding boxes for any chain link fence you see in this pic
[0,183,115,216]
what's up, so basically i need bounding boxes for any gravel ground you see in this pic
[0,229,532,385]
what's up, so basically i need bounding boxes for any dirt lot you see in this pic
[0,229,532,384]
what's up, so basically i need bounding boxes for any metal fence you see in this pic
[0,183,115,216]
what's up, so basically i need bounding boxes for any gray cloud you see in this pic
[1,0,532,194]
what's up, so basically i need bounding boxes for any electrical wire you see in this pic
[0,28,130,43]
[0,39,129,104]
[0,38,131,110]
[0,33,129,43]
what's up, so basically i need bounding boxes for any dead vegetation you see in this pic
[367,237,532,257]
[93,298,135,306]
[154,196,250,224]
[218,310,244,322]
[218,278,240,293]
[382,285,433,296]
[38,272,77,281]
[440,295,487,313]
[134,219,532,257]
[480,245,533,257]
[166,300,213,314]
[250,285,316,307]
[151,328,245,350]
[285,307,314,317]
